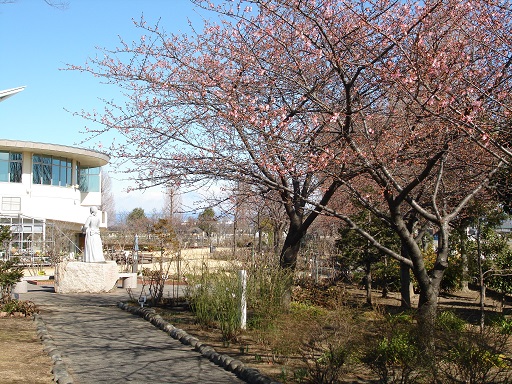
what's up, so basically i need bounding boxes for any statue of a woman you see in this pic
[82,206,105,262]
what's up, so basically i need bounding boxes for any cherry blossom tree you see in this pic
[71,0,512,330]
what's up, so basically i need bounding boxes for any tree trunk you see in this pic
[417,286,439,349]
[279,220,307,309]
[381,256,388,298]
[400,261,411,309]
[280,237,301,270]
[400,241,412,309]
[460,227,470,291]
[279,219,305,270]
[365,260,372,306]
[477,218,485,333]
[414,224,448,349]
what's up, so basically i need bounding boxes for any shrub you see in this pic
[187,268,243,341]
[0,257,24,303]
[305,344,352,384]
[488,314,512,335]
[362,330,423,384]
[187,269,218,328]
[297,307,364,384]
[436,324,512,384]
[361,313,426,384]
[290,301,327,320]
[246,263,291,330]
[1,299,37,316]
[437,310,467,333]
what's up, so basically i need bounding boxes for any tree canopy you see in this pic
[72,0,512,329]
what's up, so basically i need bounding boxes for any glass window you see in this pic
[10,153,22,182]
[33,154,71,186]
[78,166,100,192]
[33,154,51,185]
[0,151,22,183]
[1,197,21,211]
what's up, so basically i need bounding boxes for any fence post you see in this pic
[133,234,139,274]
[239,269,247,330]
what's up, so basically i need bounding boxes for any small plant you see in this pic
[187,271,217,328]
[1,299,37,316]
[305,344,351,384]
[487,314,512,335]
[437,310,467,333]
[293,367,308,383]
[278,368,290,383]
[436,324,512,384]
[361,329,423,384]
[187,268,243,341]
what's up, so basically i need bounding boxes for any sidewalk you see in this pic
[20,284,247,384]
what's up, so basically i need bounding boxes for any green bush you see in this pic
[187,269,243,341]
[213,272,243,342]
[357,310,426,383]
[245,264,291,330]
[488,314,512,335]
[437,310,467,333]
[0,257,24,303]
[361,328,423,384]
[290,301,327,320]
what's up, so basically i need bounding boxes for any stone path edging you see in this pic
[33,314,74,384]
[118,302,281,384]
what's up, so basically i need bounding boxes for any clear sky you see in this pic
[0,0,210,215]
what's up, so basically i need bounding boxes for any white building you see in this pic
[0,87,109,261]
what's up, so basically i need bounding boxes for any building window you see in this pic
[33,155,51,185]
[33,155,72,186]
[78,166,100,192]
[0,152,22,183]
[52,157,72,186]
[2,197,21,211]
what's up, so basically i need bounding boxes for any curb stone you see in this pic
[118,302,281,384]
[33,314,74,384]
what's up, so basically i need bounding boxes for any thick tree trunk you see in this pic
[414,224,448,348]
[417,285,439,348]
[279,217,306,270]
[400,241,412,309]
[279,221,306,308]
[400,261,411,309]
[280,236,301,270]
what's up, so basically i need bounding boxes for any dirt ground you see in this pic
[0,317,53,384]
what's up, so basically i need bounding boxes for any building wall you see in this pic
[0,141,108,229]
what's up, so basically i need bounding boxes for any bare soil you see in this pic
[0,317,53,384]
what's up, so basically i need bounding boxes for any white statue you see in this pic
[82,206,105,262]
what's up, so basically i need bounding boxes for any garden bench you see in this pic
[118,272,138,289]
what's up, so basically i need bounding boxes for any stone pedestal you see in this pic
[55,261,118,294]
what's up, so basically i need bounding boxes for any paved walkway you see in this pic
[20,284,246,384]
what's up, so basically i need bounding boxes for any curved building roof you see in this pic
[0,86,26,103]
[0,139,110,167]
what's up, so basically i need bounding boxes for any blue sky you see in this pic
[0,0,210,214]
